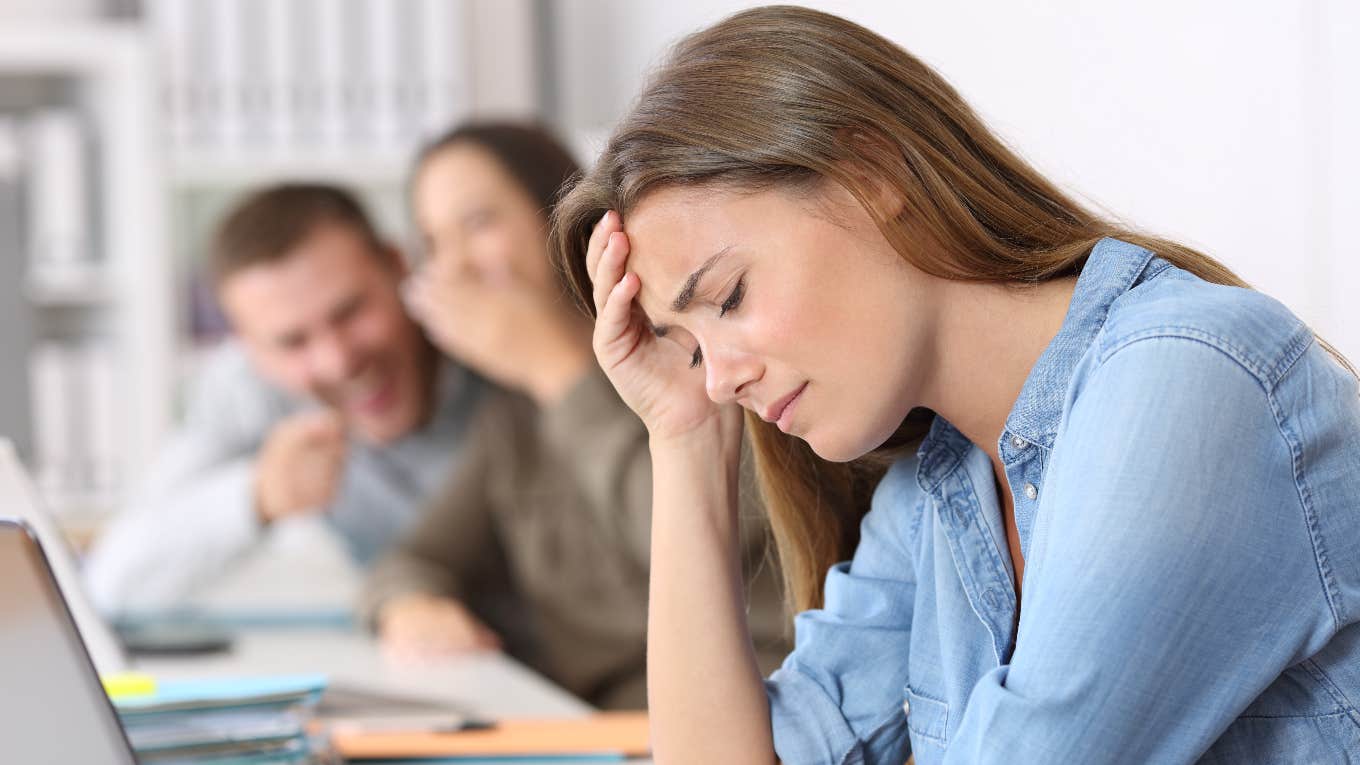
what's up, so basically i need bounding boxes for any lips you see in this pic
[761,382,807,425]
[329,366,396,416]
[351,375,396,415]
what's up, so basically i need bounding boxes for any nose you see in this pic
[309,328,363,383]
[428,242,473,281]
[437,246,509,286]
[703,344,763,406]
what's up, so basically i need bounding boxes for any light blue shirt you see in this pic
[766,239,1360,764]
[84,341,483,613]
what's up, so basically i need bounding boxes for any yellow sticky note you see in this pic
[102,672,157,700]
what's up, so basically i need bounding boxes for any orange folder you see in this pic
[331,711,651,760]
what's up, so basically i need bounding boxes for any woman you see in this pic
[358,122,790,710]
[550,6,1360,762]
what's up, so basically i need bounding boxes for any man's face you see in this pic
[218,223,432,444]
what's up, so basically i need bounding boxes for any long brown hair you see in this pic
[549,5,1354,614]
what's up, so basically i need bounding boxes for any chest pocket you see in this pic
[904,685,950,748]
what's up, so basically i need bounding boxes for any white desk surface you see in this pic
[132,627,593,720]
[108,524,654,761]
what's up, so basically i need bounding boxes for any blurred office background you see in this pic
[0,0,1356,567]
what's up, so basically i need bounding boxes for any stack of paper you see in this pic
[109,674,327,764]
[331,711,651,762]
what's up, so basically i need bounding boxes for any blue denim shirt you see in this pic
[766,238,1360,764]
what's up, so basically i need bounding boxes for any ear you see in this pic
[836,128,908,222]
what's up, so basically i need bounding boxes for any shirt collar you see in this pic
[916,237,1167,492]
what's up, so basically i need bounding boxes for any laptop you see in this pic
[0,440,127,673]
[0,516,138,763]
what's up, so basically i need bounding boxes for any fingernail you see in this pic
[600,210,612,226]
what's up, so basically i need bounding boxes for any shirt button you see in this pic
[1010,435,1026,449]
[1024,482,1038,500]
[902,698,911,717]
[982,588,1004,610]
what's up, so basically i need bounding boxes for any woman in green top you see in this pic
[360,122,790,709]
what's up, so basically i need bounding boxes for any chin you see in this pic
[803,431,869,464]
[804,417,899,463]
[355,412,415,445]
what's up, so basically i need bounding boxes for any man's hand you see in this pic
[253,410,347,524]
[377,593,502,663]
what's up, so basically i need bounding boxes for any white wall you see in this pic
[551,0,1358,360]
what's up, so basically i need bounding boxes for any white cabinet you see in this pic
[0,22,173,531]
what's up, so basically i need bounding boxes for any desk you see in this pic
[132,627,593,720]
[134,628,658,763]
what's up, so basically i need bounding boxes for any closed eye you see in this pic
[719,277,744,317]
[689,277,744,368]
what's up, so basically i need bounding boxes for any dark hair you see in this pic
[413,122,581,221]
[210,183,386,286]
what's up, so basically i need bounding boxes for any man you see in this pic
[83,184,481,614]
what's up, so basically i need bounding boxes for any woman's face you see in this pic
[624,182,943,462]
[412,143,555,292]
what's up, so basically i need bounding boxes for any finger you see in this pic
[403,269,435,315]
[294,409,345,440]
[307,421,348,455]
[432,616,479,653]
[592,231,631,316]
[285,409,336,435]
[584,210,621,280]
[474,627,502,652]
[399,273,423,316]
[595,271,642,354]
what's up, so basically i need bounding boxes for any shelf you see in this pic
[25,265,116,306]
[169,151,411,188]
[0,21,145,74]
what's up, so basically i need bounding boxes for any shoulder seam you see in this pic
[1096,326,1311,392]
[1266,382,1344,632]
[1092,332,1342,631]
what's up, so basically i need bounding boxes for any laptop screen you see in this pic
[0,520,136,764]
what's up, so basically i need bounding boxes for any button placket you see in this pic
[938,469,1016,664]
[981,588,1003,611]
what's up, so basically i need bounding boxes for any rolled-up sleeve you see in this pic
[766,459,922,765]
[945,335,1336,763]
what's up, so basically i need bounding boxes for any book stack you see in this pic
[109,674,327,764]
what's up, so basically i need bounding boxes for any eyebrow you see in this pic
[647,245,735,338]
[671,245,734,313]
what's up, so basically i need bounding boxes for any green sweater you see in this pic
[359,365,790,709]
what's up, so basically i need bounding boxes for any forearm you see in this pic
[358,436,497,630]
[647,432,776,764]
[83,459,260,613]
[358,551,461,631]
